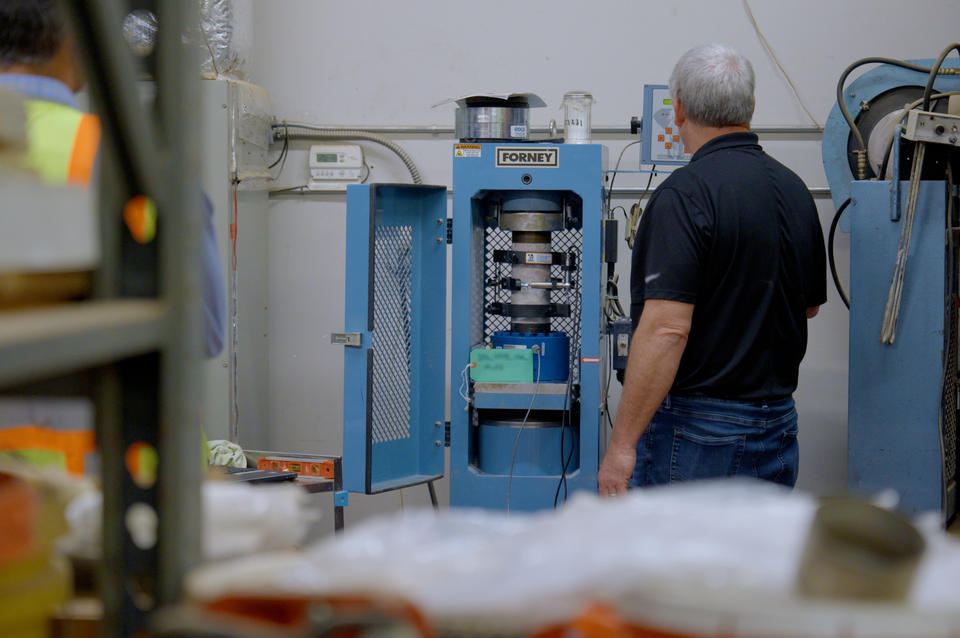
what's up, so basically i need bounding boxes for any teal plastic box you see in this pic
[469,348,534,383]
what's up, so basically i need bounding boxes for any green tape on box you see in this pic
[469,348,534,383]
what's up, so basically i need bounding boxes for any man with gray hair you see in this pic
[598,44,826,494]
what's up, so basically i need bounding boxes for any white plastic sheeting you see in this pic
[61,481,318,561]
[183,480,960,634]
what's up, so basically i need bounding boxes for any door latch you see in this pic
[331,332,362,347]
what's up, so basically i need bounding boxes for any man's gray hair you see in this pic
[669,44,755,127]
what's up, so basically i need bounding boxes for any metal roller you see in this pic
[500,212,564,232]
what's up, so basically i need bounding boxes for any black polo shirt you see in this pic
[630,132,826,400]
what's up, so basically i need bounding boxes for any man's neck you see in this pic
[0,43,81,93]
[682,124,750,154]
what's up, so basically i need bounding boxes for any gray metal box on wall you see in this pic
[199,79,270,448]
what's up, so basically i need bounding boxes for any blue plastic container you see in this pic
[490,331,570,382]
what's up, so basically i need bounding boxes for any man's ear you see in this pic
[673,99,686,127]
[60,35,86,93]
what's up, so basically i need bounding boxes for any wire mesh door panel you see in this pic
[343,184,447,494]
[371,225,413,444]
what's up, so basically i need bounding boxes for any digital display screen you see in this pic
[662,98,673,105]
[315,153,338,163]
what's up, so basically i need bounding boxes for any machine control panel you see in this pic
[308,143,364,190]
[902,110,960,147]
[641,84,692,165]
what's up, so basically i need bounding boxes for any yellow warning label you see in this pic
[454,144,481,158]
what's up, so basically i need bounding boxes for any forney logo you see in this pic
[496,147,559,167]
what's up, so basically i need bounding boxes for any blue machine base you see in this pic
[491,331,570,382]
[477,421,579,475]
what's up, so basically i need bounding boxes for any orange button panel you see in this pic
[665,127,672,134]
[673,135,680,142]
[657,134,664,142]
[664,142,672,149]
[258,457,335,478]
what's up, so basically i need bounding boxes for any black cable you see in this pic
[554,272,583,508]
[641,164,657,198]
[555,395,567,506]
[554,324,577,506]
[829,198,852,309]
[268,127,289,169]
[607,141,640,213]
[554,367,575,508]
[560,393,577,502]
[604,331,615,430]
[922,43,960,110]
[877,133,896,183]
[636,165,657,220]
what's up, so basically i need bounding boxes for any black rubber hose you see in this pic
[922,43,960,110]
[829,198,852,309]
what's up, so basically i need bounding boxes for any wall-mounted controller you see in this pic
[308,144,364,190]
[640,85,692,165]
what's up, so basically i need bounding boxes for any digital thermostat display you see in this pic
[307,144,364,191]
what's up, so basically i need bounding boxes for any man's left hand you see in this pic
[598,442,636,496]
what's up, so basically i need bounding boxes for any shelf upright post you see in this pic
[154,0,204,609]
[58,0,204,634]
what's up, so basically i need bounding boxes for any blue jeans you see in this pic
[630,394,799,488]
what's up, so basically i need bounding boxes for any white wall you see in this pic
[236,0,960,529]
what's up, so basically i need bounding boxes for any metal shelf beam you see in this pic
[0,300,167,386]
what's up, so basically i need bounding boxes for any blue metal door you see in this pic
[342,184,447,493]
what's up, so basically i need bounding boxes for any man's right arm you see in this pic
[598,299,693,495]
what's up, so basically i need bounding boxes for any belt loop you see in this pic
[663,394,672,409]
[761,400,769,411]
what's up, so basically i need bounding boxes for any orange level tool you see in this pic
[257,457,335,479]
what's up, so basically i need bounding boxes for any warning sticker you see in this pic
[525,252,552,265]
[454,144,481,158]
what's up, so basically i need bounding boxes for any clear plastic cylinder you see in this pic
[562,91,593,144]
